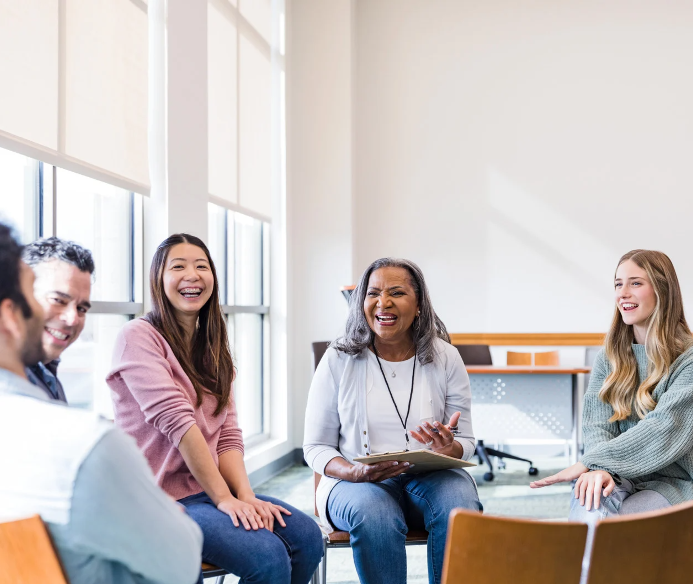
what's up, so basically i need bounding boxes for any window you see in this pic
[0,145,143,417]
[208,203,270,442]
[207,0,283,445]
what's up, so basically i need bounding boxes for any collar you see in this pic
[0,368,53,402]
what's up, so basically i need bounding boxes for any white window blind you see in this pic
[208,0,280,221]
[0,0,150,195]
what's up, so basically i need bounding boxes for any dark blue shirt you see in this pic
[26,360,67,403]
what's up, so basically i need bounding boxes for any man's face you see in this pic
[32,259,92,362]
[18,262,47,367]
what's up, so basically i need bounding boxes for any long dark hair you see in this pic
[334,257,450,365]
[145,233,234,415]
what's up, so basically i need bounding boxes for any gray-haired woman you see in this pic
[303,258,482,584]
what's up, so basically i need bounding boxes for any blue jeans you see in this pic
[327,470,482,584]
[179,492,323,584]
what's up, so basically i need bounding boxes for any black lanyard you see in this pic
[372,341,416,451]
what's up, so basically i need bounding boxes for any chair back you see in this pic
[0,515,68,584]
[534,350,559,366]
[506,351,532,366]
[588,500,693,584]
[312,341,331,371]
[454,344,492,366]
[441,509,587,584]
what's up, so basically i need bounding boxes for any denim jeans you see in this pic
[327,470,482,584]
[179,492,323,584]
[568,478,670,584]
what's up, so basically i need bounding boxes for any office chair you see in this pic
[455,344,538,482]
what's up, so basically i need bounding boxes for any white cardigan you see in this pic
[303,339,476,532]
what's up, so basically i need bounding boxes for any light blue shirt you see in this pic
[0,367,203,584]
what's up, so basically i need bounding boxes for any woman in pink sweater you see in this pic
[107,233,322,584]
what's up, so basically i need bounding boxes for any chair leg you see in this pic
[483,446,534,466]
[321,537,328,584]
[475,441,494,476]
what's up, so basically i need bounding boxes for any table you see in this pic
[466,366,591,464]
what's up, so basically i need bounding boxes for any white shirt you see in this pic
[366,351,425,454]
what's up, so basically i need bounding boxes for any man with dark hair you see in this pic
[0,221,204,584]
[22,236,95,402]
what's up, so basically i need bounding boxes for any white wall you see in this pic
[287,0,355,449]
[287,0,693,448]
[353,0,693,333]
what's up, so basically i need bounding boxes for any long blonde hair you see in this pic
[600,250,693,421]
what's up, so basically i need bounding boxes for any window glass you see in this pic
[55,168,136,302]
[208,202,228,304]
[59,314,129,418]
[231,313,264,437]
[0,146,39,242]
[234,212,263,305]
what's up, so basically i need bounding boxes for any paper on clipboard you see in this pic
[353,450,476,474]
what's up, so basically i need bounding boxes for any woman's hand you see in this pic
[410,411,463,458]
[529,462,589,489]
[217,496,264,530]
[574,471,616,511]
[349,460,412,483]
[237,494,292,533]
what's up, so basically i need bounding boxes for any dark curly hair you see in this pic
[0,222,32,318]
[23,236,95,275]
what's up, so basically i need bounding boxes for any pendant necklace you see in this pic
[372,341,416,451]
[378,343,415,378]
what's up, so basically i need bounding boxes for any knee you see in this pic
[246,547,292,583]
[351,506,406,537]
[297,516,325,567]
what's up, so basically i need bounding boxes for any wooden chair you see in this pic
[312,472,428,584]
[441,509,587,584]
[588,500,693,584]
[201,563,228,582]
[0,515,68,584]
[506,351,559,366]
[534,350,559,366]
[506,351,532,365]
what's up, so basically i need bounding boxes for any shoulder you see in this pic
[669,345,693,377]
[118,318,167,349]
[430,338,462,367]
[591,348,610,374]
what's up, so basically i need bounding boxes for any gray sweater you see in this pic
[582,344,693,505]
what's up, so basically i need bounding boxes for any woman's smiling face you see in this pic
[162,243,215,320]
[615,259,656,329]
[363,267,419,345]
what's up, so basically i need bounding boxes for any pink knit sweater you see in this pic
[107,318,244,501]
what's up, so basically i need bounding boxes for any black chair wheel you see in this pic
[483,472,495,482]
[528,467,539,476]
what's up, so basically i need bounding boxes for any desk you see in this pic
[466,366,590,464]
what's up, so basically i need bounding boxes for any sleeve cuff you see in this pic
[308,446,344,475]
[169,419,196,448]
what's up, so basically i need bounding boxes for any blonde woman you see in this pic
[531,249,693,522]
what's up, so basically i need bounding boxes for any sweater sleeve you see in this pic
[217,387,244,456]
[582,356,693,477]
[303,348,344,475]
[111,321,197,447]
[581,350,621,457]
[444,346,476,461]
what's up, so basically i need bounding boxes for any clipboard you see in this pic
[353,450,476,474]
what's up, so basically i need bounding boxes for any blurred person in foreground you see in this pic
[0,222,203,584]
[22,236,94,402]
